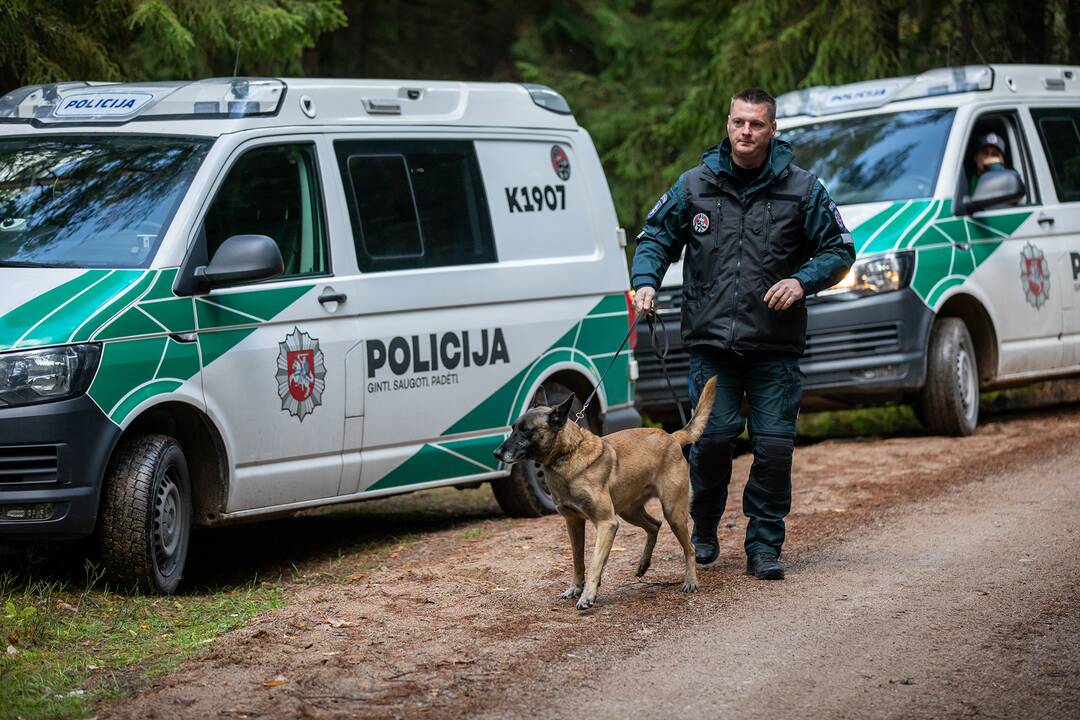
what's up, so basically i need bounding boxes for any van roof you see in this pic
[776,64,1080,120]
[0,77,580,134]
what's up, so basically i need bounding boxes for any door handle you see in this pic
[1037,212,1055,226]
[318,290,347,305]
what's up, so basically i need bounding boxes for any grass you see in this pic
[797,403,922,439]
[0,559,283,720]
[0,484,503,720]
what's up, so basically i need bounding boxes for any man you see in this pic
[631,88,854,580]
[969,131,1008,193]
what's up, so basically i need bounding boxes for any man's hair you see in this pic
[730,88,776,122]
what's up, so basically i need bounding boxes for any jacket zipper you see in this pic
[729,211,744,350]
[765,201,773,247]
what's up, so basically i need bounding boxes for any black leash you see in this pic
[646,310,689,427]
[573,305,689,429]
[575,308,642,425]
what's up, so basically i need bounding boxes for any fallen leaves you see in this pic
[261,675,288,688]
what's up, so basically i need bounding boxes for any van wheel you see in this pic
[920,318,979,436]
[99,434,192,594]
[491,382,591,518]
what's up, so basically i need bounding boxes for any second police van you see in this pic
[637,64,1080,436]
[0,78,640,593]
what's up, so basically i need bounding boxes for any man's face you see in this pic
[975,146,1005,172]
[727,99,777,166]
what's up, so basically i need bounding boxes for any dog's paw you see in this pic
[682,580,699,593]
[635,561,651,577]
[559,585,583,600]
[575,595,595,610]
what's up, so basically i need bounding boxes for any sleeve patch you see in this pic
[828,199,847,231]
[647,192,669,220]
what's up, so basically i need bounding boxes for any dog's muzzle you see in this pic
[493,441,523,465]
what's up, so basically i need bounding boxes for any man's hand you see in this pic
[633,286,657,315]
[764,278,805,311]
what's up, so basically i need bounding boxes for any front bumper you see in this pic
[634,287,935,417]
[801,288,933,401]
[0,395,119,538]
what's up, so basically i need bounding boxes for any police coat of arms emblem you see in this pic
[276,327,326,421]
[1020,242,1050,310]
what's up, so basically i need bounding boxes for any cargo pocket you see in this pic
[780,360,804,427]
[682,281,712,339]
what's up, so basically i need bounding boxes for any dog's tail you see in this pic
[671,376,717,447]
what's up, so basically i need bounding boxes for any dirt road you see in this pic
[104,405,1080,720]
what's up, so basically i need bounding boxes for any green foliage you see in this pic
[0,0,346,89]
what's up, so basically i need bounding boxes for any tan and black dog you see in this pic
[493,377,717,610]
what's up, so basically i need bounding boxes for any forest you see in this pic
[1,0,1077,225]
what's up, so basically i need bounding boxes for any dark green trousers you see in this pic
[687,347,802,558]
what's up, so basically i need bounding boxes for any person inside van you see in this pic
[968,131,1009,193]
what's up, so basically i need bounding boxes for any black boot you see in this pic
[689,434,734,567]
[746,553,784,580]
[692,523,719,566]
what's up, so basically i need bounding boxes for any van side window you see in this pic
[960,111,1036,206]
[335,140,496,272]
[1031,108,1080,203]
[203,143,328,278]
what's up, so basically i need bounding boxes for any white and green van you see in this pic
[639,65,1080,436]
[0,78,639,592]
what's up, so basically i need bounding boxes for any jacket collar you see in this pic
[701,137,793,194]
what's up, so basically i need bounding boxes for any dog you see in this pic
[493,376,717,610]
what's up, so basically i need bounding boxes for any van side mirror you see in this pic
[961,169,1026,214]
[194,235,283,291]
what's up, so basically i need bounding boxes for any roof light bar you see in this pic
[776,65,993,119]
[0,78,286,124]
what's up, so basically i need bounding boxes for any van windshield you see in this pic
[0,135,210,268]
[781,108,955,205]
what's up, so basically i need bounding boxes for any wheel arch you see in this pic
[533,366,603,431]
[119,401,229,526]
[935,292,999,385]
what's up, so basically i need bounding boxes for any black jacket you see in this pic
[631,138,855,355]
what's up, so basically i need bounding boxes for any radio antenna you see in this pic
[232,42,242,76]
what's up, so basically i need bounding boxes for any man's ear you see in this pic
[548,394,577,429]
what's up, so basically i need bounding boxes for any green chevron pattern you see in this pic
[0,268,314,424]
[368,293,634,492]
[851,199,1032,309]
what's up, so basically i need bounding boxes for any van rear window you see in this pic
[0,135,209,268]
[1030,108,1080,203]
[335,140,496,272]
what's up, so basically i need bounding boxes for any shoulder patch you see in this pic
[647,193,669,220]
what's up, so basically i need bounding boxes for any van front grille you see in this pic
[0,445,60,485]
[803,323,901,363]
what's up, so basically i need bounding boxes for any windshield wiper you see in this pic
[0,260,50,268]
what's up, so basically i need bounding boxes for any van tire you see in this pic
[491,382,590,518]
[99,434,192,595]
[920,318,980,436]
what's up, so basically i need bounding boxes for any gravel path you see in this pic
[483,430,1080,719]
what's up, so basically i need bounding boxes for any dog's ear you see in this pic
[548,393,576,429]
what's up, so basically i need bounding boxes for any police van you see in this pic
[637,64,1080,436]
[0,78,640,593]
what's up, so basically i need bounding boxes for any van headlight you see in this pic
[816,251,914,300]
[0,344,101,407]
